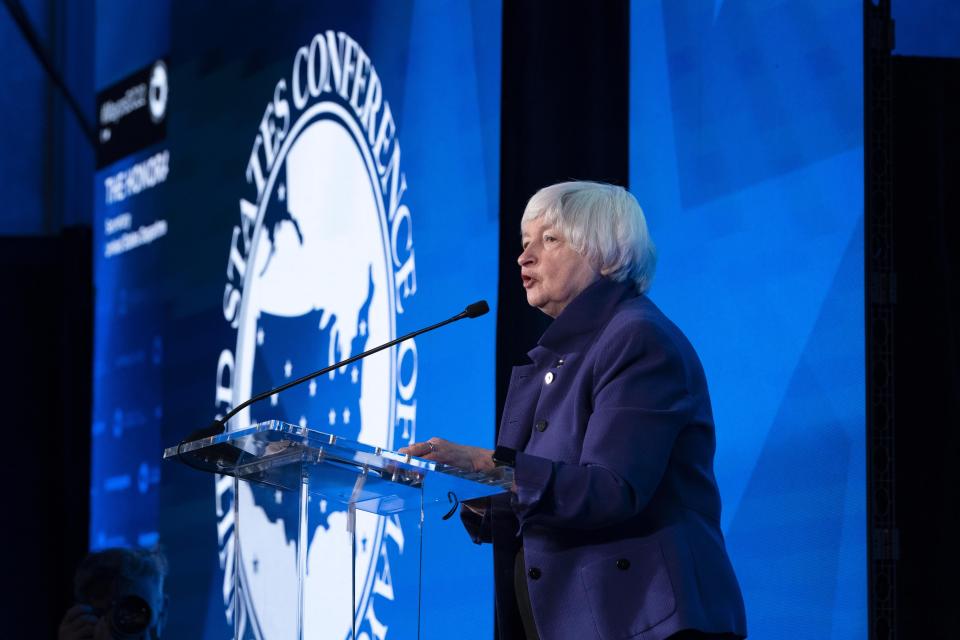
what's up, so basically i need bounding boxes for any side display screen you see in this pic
[629,2,866,637]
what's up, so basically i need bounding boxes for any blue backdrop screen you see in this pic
[92,2,501,638]
[630,1,866,637]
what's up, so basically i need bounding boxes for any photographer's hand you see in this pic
[93,615,113,640]
[58,604,97,640]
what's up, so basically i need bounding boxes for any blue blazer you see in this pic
[463,278,747,640]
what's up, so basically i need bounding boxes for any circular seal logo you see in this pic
[213,30,419,639]
[148,60,168,123]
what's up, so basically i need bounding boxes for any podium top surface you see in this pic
[164,420,512,514]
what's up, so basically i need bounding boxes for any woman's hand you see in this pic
[399,438,495,473]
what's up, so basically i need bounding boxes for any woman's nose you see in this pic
[518,244,536,266]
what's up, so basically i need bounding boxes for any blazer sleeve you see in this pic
[459,502,490,544]
[513,318,694,530]
[460,493,520,544]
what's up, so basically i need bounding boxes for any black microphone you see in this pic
[463,300,489,318]
[179,299,490,453]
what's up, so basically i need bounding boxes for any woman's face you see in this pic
[518,217,599,318]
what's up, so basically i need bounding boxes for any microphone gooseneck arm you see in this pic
[183,299,490,445]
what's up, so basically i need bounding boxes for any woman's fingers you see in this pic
[397,439,440,457]
[397,439,494,472]
[399,438,466,466]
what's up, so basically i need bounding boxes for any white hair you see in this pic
[521,181,657,293]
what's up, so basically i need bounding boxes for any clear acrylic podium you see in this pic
[164,420,511,639]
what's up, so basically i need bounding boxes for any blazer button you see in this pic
[544,371,555,384]
[616,558,630,570]
[528,567,542,580]
[535,419,548,432]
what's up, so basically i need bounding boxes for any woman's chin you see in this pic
[530,298,560,317]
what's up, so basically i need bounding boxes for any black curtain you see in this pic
[0,228,92,638]
[497,0,629,426]
[891,55,960,638]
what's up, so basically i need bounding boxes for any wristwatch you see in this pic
[492,445,517,468]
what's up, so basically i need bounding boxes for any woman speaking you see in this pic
[401,182,747,640]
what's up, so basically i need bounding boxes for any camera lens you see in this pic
[111,594,152,636]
